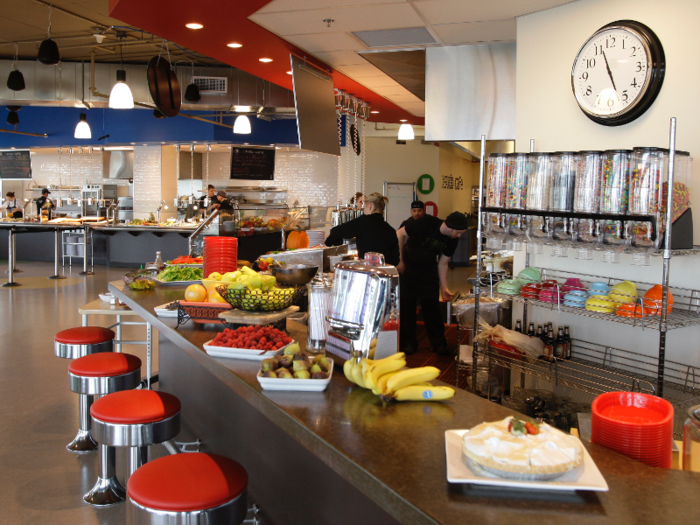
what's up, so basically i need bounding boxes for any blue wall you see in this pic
[0,106,299,149]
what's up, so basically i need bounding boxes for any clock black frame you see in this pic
[571,20,665,127]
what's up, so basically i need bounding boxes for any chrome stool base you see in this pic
[66,429,98,454]
[84,475,126,507]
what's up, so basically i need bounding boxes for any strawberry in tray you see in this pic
[209,325,293,351]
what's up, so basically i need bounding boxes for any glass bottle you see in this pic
[536,325,544,342]
[554,327,566,359]
[564,326,572,359]
[514,320,522,333]
[527,322,535,337]
[154,251,165,271]
[684,406,700,472]
[543,327,555,359]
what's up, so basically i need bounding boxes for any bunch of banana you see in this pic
[343,353,455,403]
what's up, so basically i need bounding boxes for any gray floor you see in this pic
[0,262,157,525]
[0,261,474,525]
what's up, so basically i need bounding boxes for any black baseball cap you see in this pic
[41,188,51,195]
[411,200,424,209]
[445,211,469,230]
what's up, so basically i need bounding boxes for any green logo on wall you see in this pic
[417,174,434,195]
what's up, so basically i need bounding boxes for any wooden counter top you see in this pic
[109,280,700,525]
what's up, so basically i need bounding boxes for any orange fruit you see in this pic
[184,284,207,302]
[207,290,228,303]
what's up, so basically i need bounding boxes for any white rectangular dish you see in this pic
[154,302,179,318]
[444,429,608,492]
[256,357,334,391]
[203,340,293,361]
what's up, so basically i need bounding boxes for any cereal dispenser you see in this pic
[599,149,632,263]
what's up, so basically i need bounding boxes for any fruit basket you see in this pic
[216,285,296,312]
[177,301,231,326]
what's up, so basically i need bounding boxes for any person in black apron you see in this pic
[36,188,56,218]
[1,191,22,218]
[399,200,426,230]
[396,211,469,356]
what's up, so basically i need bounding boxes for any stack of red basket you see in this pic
[591,392,673,468]
[203,237,238,279]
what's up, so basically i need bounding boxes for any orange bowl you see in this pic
[642,284,674,314]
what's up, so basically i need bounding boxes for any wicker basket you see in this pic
[177,301,230,326]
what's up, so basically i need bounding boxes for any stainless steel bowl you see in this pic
[271,264,318,285]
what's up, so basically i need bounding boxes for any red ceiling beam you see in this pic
[108,0,423,125]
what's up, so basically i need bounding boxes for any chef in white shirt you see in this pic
[0,192,22,217]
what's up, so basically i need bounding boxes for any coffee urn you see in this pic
[325,254,399,361]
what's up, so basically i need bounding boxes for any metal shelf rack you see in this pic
[470,118,692,400]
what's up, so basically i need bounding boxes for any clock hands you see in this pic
[602,50,618,93]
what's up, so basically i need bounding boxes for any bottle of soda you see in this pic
[514,320,523,333]
[554,327,566,359]
[536,324,544,342]
[543,327,555,358]
[564,325,572,359]
[527,322,535,337]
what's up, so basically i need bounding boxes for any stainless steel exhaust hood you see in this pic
[103,150,133,179]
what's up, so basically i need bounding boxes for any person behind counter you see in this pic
[36,188,56,217]
[210,190,234,212]
[1,192,23,218]
[198,184,216,213]
[350,191,365,208]
[399,200,426,230]
[396,211,469,356]
[325,192,399,265]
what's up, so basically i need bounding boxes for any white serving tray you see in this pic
[444,429,608,492]
[154,302,179,318]
[257,357,334,391]
[203,340,293,361]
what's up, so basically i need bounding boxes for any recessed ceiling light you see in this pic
[259,58,273,63]
[186,23,203,29]
[286,71,292,75]
[400,119,407,122]
[371,111,379,114]
[227,43,242,48]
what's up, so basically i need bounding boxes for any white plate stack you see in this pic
[306,230,326,247]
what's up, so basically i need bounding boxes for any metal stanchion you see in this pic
[78,225,94,276]
[2,229,21,287]
[48,228,66,280]
[5,230,22,273]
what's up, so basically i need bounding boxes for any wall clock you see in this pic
[571,20,665,126]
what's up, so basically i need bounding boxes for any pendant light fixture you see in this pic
[109,45,134,109]
[37,6,60,66]
[74,113,91,139]
[184,61,201,102]
[233,69,251,134]
[7,43,25,91]
[398,122,415,141]
[6,106,20,126]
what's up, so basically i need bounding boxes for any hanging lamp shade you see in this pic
[109,70,134,109]
[7,69,25,91]
[184,83,201,102]
[6,111,19,126]
[233,115,251,134]
[397,123,415,141]
[74,113,91,139]
[37,38,60,65]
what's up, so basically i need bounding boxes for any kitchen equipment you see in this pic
[326,258,399,361]
[271,264,318,286]
[307,273,333,355]
[117,197,134,222]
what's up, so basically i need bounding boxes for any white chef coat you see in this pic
[0,198,20,211]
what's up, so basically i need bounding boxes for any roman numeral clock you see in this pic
[571,20,665,126]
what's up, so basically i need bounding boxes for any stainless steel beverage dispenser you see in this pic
[325,255,399,361]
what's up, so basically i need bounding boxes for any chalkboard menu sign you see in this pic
[230,147,275,181]
[0,149,32,179]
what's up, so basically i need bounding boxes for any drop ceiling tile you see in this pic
[255,0,407,14]
[312,50,368,66]
[355,77,402,89]
[386,93,423,103]
[433,20,516,45]
[249,4,424,36]
[413,0,577,25]
[335,63,386,77]
[284,32,364,52]
[373,85,416,96]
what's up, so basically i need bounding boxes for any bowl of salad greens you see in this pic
[155,266,204,285]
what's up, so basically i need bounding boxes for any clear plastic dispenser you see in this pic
[484,153,509,249]
[306,273,333,356]
[599,150,632,263]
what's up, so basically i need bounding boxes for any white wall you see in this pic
[515,0,700,374]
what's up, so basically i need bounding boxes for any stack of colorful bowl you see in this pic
[592,392,673,469]
[609,280,638,305]
[520,282,543,298]
[642,284,675,315]
[517,267,541,283]
[564,289,587,308]
[585,295,617,313]
[203,237,238,279]
[587,282,610,297]
[496,279,524,295]
[539,280,562,303]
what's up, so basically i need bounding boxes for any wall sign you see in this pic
[0,149,32,179]
[230,147,275,180]
[417,174,434,194]
[424,201,438,217]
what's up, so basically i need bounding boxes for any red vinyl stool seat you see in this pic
[127,453,248,525]
[69,352,141,377]
[85,390,182,508]
[57,326,116,455]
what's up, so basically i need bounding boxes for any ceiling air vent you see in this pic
[352,27,437,48]
[192,76,228,94]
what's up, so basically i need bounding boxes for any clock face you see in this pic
[571,21,665,126]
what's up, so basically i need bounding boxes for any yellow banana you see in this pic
[392,385,455,402]
[367,357,406,391]
[351,361,368,388]
[386,366,441,394]
[375,370,401,394]
[360,358,374,387]
[343,359,356,383]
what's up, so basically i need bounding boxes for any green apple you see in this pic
[207,272,222,281]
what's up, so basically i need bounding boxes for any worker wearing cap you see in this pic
[210,189,234,211]
[399,200,426,230]
[198,184,216,213]
[36,188,55,216]
[396,211,469,356]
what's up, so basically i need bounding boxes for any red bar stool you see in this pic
[67,353,142,455]
[55,326,115,454]
[86,390,181,507]
[126,453,249,525]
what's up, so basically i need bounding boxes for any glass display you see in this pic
[526,153,553,211]
[574,151,603,213]
[600,150,632,214]
[505,153,530,210]
[630,147,667,215]
[549,151,577,212]
[485,153,509,208]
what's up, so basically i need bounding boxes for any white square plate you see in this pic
[257,358,333,391]
[154,302,179,318]
[203,340,293,361]
[444,429,608,492]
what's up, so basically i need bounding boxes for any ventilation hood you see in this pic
[103,150,133,179]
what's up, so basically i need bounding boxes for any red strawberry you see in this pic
[525,422,539,435]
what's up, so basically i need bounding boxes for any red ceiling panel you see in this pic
[109,0,423,125]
